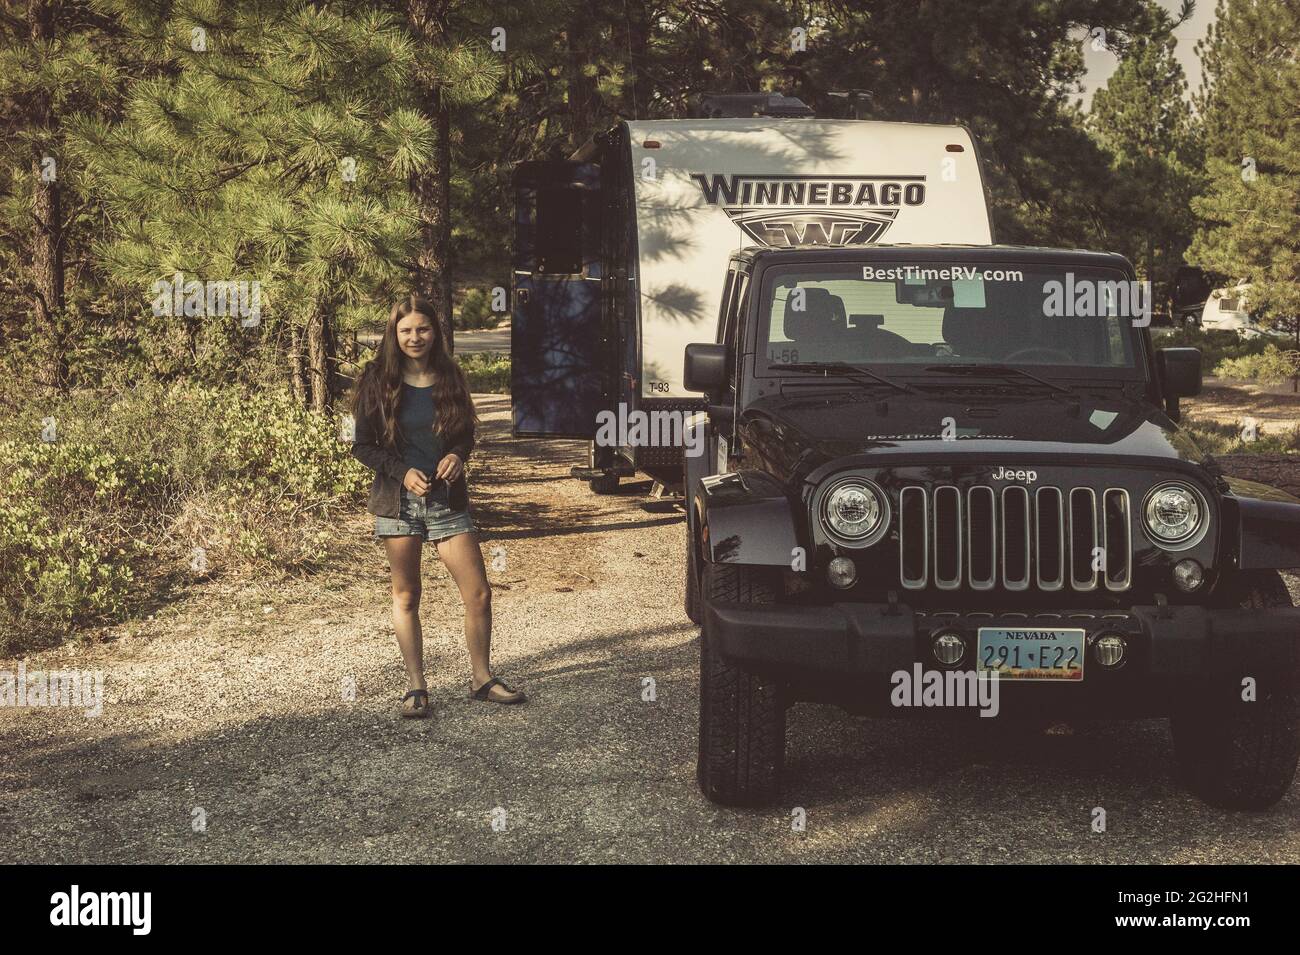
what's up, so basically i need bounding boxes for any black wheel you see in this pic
[588,473,619,494]
[697,562,785,806]
[1171,571,1300,809]
[685,522,702,624]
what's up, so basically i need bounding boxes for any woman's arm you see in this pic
[350,405,408,480]
[444,419,476,464]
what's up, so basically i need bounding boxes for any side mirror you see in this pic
[684,343,728,395]
[1157,347,1202,421]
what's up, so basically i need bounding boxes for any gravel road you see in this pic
[1,394,1296,864]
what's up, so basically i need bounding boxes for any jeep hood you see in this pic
[739,390,1211,486]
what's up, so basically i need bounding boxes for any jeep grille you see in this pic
[897,485,1132,592]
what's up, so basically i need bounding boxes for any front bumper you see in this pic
[703,599,1300,714]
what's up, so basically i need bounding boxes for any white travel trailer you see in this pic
[1199,282,1287,339]
[511,94,995,492]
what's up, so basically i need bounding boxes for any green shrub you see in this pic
[456,288,507,330]
[18,381,370,501]
[0,440,161,649]
[1213,345,1300,385]
[0,382,372,651]
[1153,327,1273,373]
[458,352,510,393]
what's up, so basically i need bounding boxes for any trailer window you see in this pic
[535,185,588,274]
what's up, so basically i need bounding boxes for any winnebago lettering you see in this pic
[690,174,927,207]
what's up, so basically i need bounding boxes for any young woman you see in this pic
[349,295,526,717]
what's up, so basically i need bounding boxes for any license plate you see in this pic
[977,627,1085,681]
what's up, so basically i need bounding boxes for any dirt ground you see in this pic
[1,394,1297,864]
[1187,376,1300,433]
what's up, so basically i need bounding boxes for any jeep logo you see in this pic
[991,466,1037,483]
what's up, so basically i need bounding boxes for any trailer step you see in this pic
[649,480,683,499]
[639,480,685,513]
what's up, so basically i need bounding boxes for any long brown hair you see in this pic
[350,295,478,451]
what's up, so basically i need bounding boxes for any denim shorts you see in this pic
[374,487,478,543]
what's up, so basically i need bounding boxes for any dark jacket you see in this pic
[350,396,475,518]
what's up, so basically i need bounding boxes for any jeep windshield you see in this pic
[755,262,1146,381]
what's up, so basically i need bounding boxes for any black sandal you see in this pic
[469,676,527,705]
[400,688,430,718]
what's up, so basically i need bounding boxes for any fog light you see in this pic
[827,557,857,589]
[932,631,965,666]
[1094,633,1127,667]
[1172,559,1204,592]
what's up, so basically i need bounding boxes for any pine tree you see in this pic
[69,0,433,410]
[602,0,1174,248]
[1089,35,1203,304]
[1189,0,1300,340]
[0,0,124,390]
[393,0,503,349]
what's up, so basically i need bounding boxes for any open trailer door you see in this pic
[511,160,606,438]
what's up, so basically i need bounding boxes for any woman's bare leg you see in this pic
[435,531,506,695]
[384,536,426,705]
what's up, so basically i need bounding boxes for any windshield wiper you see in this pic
[769,361,918,395]
[922,363,1074,396]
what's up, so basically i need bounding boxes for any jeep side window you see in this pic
[715,268,737,344]
[729,272,750,394]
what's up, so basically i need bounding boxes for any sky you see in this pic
[1079,0,1218,111]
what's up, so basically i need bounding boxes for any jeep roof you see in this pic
[728,244,1131,268]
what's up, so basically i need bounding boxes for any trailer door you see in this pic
[511,161,604,437]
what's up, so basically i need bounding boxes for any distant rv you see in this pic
[1200,282,1286,339]
[510,93,995,495]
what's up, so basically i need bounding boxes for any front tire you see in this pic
[697,562,785,805]
[685,524,702,624]
[588,473,619,494]
[1171,571,1300,809]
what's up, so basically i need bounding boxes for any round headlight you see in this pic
[819,479,889,546]
[1143,482,1207,549]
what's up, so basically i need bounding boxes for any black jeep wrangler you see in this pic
[682,245,1300,808]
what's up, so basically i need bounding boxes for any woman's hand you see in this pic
[403,468,431,495]
[435,453,464,483]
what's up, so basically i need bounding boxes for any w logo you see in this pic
[728,210,899,246]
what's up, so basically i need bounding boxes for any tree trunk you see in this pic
[405,0,455,354]
[28,0,66,391]
[289,323,307,406]
[325,306,350,402]
[435,96,453,352]
[566,15,600,151]
[613,0,651,119]
[307,308,332,413]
